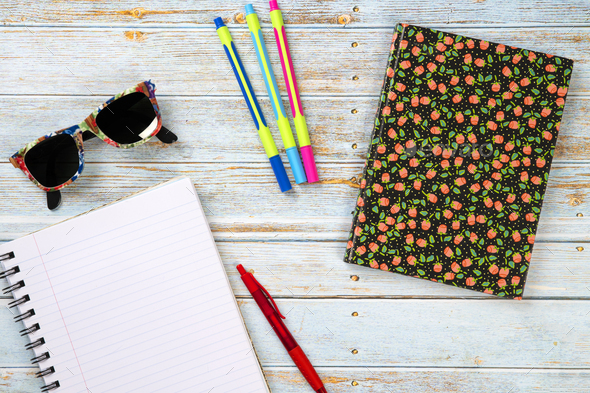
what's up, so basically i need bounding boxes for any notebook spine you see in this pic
[345,23,408,263]
[0,251,60,392]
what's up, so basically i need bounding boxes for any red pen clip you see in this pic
[249,273,286,319]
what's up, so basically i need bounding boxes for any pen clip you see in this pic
[250,274,286,319]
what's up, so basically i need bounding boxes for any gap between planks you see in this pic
[1,366,589,372]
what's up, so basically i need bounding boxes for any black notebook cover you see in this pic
[344,24,574,298]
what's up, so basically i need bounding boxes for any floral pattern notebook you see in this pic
[344,24,574,298]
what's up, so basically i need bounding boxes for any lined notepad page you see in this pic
[0,177,269,393]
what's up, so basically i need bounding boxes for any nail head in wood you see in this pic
[338,15,352,25]
[235,13,246,24]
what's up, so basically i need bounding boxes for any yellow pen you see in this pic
[215,17,292,192]
[246,4,307,184]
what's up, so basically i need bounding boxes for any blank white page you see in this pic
[0,177,269,393]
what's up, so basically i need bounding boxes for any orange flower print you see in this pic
[444,247,453,257]
[346,24,573,299]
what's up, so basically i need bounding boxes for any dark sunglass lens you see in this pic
[95,92,158,145]
[24,134,79,188]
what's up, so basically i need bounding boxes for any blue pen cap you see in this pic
[268,155,292,192]
[286,147,307,184]
[214,17,225,29]
[245,4,255,15]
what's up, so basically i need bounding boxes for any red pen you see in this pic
[237,264,327,393]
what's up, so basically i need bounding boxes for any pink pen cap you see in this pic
[270,0,319,183]
[300,146,319,183]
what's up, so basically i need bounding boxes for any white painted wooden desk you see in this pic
[1,1,589,391]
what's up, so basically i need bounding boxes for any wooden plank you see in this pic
[2,367,590,392]
[0,163,588,240]
[0,95,587,162]
[1,241,588,300]
[0,27,587,96]
[0,369,41,392]
[205,298,590,368]
[0,96,372,164]
[1,237,589,302]
[220,242,590,299]
[2,0,590,27]
[2,216,590,242]
[261,367,590,392]
[2,298,590,368]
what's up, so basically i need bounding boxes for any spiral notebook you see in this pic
[0,177,270,393]
[345,24,574,298]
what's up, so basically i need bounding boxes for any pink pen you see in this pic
[269,0,319,183]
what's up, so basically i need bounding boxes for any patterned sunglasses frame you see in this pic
[9,81,177,210]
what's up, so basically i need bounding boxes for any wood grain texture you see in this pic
[1,298,590,368]
[1,241,588,300]
[0,95,586,162]
[3,216,590,243]
[0,369,41,392]
[0,163,587,240]
[1,0,589,27]
[221,242,590,299]
[0,27,587,96]
[2,367,590,393]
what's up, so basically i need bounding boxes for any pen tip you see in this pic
[236,264,247,274]
[245,4,255,15]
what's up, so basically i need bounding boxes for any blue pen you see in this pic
[245,4,307,184]
[214,17,292,192]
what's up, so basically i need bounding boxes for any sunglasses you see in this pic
[9,81,177,210]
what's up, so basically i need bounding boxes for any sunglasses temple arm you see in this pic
[155,126,178,144]
[46,190,61,210]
